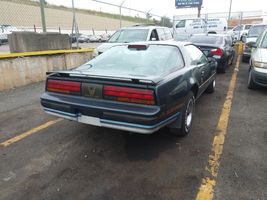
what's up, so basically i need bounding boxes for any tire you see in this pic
[206,79,216,93]
[247,70,256,89]
[169,91,195,136]
[242,56,249,63]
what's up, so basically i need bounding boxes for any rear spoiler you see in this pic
[46,71,158,85]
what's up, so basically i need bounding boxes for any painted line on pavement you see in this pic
[0,118,63,147]
[196,55,241,200]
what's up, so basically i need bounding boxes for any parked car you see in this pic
[93,25,173,56]
[228,24,252,41]
[0,24,18,44]
[242,24,267,62]
[70,33,82,43]
[174,34,191,41]
[247,28,267,89]
[88,35,102,43]
[100,34,110,42]
[41,41,217,136]
[189,34,235,73]
[173,18,228,35]
[77,34,90,43]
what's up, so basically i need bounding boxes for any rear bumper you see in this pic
[251,67,267,87]
[43,107,180,134]
[41,93,181,134]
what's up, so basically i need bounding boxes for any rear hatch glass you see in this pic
[108,29,149,43]
[190,35,223,45]
[74,45,184,78]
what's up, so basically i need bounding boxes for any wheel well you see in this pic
[191,84,198,98]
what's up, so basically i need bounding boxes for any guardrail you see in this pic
[0,48,94,59]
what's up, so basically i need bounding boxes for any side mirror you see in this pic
[247,41,257,48]
[151,38,157,41]
[242,35,247,43]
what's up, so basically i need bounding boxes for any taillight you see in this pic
[210,48,223,57]
[104,85,155,105]
[47,79,81,95]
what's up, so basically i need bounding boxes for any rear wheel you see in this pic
[169,92,195,136]
[206,79,216,93]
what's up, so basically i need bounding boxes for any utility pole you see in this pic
[228,0,233,25]
[119,0,127,28]
[197,6,201,18]
[39,0,46,32]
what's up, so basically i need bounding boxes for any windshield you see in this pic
[75,45,184,78]
[248,25,267,37]
[189,35,223,45]
[108,29,149,43]
[260,32,267,48]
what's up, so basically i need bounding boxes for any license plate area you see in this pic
[77,115,101,126]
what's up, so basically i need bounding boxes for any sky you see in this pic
[46,0,266,20]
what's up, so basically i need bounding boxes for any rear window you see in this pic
[108,29,149,43]
[248,25,267,37]
[189,35,223,45]
[75,45,184,77]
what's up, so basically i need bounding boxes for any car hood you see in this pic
[96,43,125,53]
[252,48,267,63]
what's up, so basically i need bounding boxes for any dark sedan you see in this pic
[190,34,235,73]
[41,42,217,136]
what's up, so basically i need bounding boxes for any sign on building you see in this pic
[175,0,203,8]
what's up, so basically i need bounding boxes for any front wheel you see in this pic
[247,70,256,89]
[169,92,195,136]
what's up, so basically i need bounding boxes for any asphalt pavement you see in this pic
[0,59,266,200]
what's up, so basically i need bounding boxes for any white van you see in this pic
[174,18,228,35]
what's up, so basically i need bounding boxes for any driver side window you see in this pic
[176,20,186,28]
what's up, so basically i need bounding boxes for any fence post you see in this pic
[39,0,47,32]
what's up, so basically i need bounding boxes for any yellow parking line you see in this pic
[196,55,241,200]
[0,118,63,147]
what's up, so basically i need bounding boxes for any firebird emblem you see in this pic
[88,87,96,96]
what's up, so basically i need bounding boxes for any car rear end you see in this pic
[190,34,227,72]
[243,24,267,62]
[41,44,185,134]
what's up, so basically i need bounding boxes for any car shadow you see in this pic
[123,128,183,162]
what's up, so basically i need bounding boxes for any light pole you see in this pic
[119,0,127,28]
[228,0,233,25]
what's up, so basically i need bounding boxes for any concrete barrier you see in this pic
[8,32,71,53]
[0,49,93,91]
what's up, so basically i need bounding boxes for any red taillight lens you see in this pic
[210,48,223,57]
[47,79,81,95]
[104,85,155,105]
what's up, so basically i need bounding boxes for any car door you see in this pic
[185,45,211,94]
